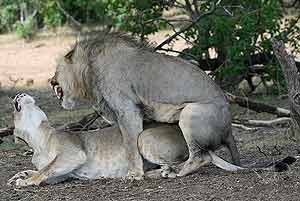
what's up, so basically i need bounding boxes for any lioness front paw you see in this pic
[7,171,31,186]
[15,178,31,187]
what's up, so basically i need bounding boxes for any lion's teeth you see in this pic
[54,86,59,96]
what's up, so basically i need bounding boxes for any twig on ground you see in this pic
[233,117,291,128]
[232,123,259,131]
[256,146,268,157]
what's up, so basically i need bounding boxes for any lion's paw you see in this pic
[127,170,144,180]
[161,166,177,178]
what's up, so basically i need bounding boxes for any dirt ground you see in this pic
[1,33,300,201]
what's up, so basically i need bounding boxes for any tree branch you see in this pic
[56,1,82,31]
[155,2,216,51]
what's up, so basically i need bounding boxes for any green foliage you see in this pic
[104,0,168,39]
[0,1,18,33]
[15,15,35,39]
[39,1,64,28]
[184,0,298,91]
[0,0,298,90]
[58,0,107,24]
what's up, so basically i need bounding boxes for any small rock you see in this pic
[25,79,34,87]
[238,80,251,94]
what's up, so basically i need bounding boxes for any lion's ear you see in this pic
[64,49,74,64]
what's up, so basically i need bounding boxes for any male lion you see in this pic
[50,32,240,179]
[8,93,244,187]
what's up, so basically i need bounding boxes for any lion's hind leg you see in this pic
[177,152,212,177]
[177,102,234,176]
[223,129,241,165]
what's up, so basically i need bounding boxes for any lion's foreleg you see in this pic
[113,103,143,180]
[118,113,144,179]
[103,92,145,179]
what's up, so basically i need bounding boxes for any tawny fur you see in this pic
[9,93,245,187]
[50,31,241,178]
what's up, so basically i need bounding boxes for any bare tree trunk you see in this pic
[272,39,300,139]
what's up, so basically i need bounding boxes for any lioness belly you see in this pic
[73,128,129,178]
[71,124,188,179]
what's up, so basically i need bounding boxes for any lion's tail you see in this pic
[208,151,244,171]
[208,151,298,172]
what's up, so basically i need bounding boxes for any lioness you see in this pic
[8,93,244,187]
[50,32,240,179]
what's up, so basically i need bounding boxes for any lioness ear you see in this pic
[64,49,74,64]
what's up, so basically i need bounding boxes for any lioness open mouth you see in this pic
[13,93,22,112]
[14,101,21,112]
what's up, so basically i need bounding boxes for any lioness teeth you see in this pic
[13,93,22,112]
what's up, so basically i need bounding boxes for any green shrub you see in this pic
[15,16,35,40]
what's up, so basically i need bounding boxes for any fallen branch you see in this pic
[232,123,259,131]
[226,92,291,117]
[0,127,14,138]
[233,117,291,128]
